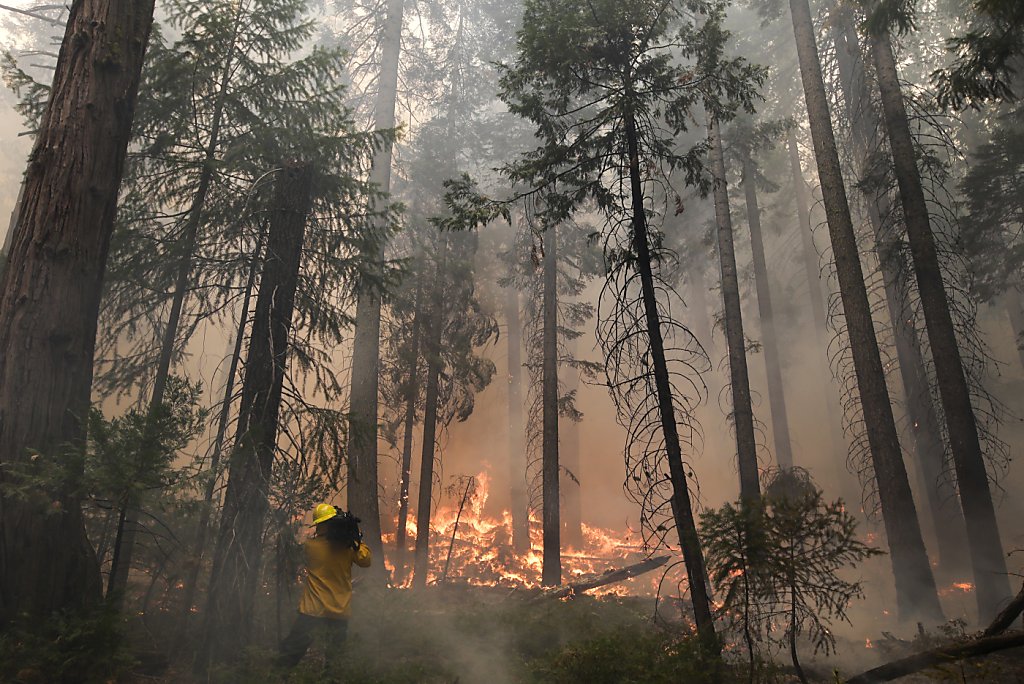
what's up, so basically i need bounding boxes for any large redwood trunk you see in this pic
[0,0,156,623]
[786,0,943,621]
[709,118,761,500]
[741,156,794,469]
[868,25,1010,620]
[541,223,561,586]
[200,161,312,661]
[346,0,405,560]
[829,9,967,578]
[626,110,716,644]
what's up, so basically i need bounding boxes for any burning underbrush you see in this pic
[382,472,664,597]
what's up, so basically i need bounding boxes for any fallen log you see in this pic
[534,555,671,601]
[845,631,1024,684]
[847,581,1024,683]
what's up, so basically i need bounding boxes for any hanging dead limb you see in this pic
[847,581,1024,683]
[533,555,671,601]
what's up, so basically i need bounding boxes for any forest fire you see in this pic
[383,472,656,594]
[938,581,976,597]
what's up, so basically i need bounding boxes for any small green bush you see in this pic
[0,607,134,683]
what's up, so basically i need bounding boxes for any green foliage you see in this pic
[932,0,1024,109]
[960,106,1024,301]
[533,629,722,684]
[0,606,134,683]
[701,469,881,675]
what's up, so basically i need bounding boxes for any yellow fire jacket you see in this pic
[298,537,372,619]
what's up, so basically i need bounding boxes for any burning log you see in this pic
[848,581,1024,684]
[534,555,671,601]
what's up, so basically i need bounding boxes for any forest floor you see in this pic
[126,585,1024,683]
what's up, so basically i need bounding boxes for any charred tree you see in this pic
[200,160,312,661]
[867,23,1011,619]
[627,109,716,644]
[178,227,264,626]
[396,280,424,577]
[412,243,447,589]
[541,223,561,586]
[561,334,584,550]
[786,0,943,621]
[741,155,795,469]
[0,0,156,622]
[505,286,530,554]
[829,9,968,578]
[709,118,761,500]
[347,0,405,560]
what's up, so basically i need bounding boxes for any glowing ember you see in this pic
[939,581,975,597]
[384,471,657,595]
[865,638,873,649]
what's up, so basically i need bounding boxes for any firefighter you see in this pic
[277,503,372,669]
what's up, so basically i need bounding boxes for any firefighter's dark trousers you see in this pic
[277,612,349,669]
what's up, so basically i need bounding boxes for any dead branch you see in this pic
[533,555,670,601]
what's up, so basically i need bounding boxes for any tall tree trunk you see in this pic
[106,22,242,603]
[786,0,943,622]
[395,281,424,580]
[709,119,761,500]
[830,9,968,579]
[200,161,312,663]
[741,156,795,469]
[561,334,583,550]
[413,244,447,589]
[625,109,717,645]
[178,226,264,628]
[346,0,404,561]
[0,0,155,623]
[505,285,531,554]
[868,25,1010,619]
[541,223,561,586]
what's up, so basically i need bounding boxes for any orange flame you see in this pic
[384,471,657,595]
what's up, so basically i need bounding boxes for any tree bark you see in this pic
[709,118,761,501]
[199,160,312,663]
[868,24,1010,621]
[626,109,717,645]
[412,242,447,589]
[0,0,156,623]
[541,223,561,587]
[346,0,404,562]
[830,8,968,578]
[505,285,530,555]
[741,157,794,469]
[395,281,424,580]
[786,0,943,622]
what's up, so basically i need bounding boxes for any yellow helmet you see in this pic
[311,503,338,526]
